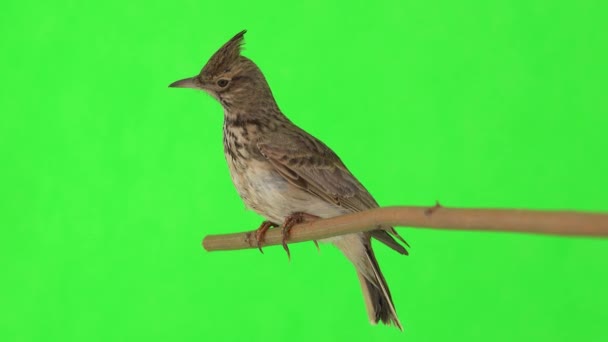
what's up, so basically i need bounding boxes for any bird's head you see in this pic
[169,30,275,111]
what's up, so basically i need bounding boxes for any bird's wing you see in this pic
[257,129,376,212]
[257,129,408,254]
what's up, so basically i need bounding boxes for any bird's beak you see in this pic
[168,76,199,89]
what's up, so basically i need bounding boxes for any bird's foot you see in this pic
[281,212,320,260]
[255,221,278,254]
[424,200,442,216]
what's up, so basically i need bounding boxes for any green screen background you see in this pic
[2,1,607,341]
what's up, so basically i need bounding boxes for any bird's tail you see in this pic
[332,234,403,330]
[357,245,402,330]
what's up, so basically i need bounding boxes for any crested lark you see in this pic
[170,30,408,330]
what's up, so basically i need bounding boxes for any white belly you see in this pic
[228,159,347,224]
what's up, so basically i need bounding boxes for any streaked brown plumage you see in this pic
[170,30,408,330]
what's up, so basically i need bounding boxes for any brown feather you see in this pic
[257,129,408,250]
[171,30,408,330]
[201,30,247,77]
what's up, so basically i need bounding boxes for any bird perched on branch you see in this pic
[170,30,409,330]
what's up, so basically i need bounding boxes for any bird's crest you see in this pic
[201,30,246,77]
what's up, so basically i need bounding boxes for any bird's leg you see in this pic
[255,221,278,254]
[424,200,442,216]
[281,212,320,260]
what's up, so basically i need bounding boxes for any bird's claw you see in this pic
[280,212,321,261]
[255,221,277,253]
[255,213,320,259]
[280,213,302,261]
[281,227,291,260]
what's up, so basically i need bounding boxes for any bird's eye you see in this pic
[217,79,229,88]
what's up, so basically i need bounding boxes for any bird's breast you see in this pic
[222,122,347,222]
[225,154,346,223]
[226,157,289,219]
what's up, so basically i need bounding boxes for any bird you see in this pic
[169,30,409,330]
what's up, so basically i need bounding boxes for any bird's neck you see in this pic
[223,106,289,132]
[221,84,290,131]
[222,106,288,163]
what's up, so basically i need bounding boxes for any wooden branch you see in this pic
[202,206,608,252]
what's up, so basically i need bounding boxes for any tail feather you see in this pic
[358,244,403,330]
[330,233,403,330]
[371,229,409,255]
